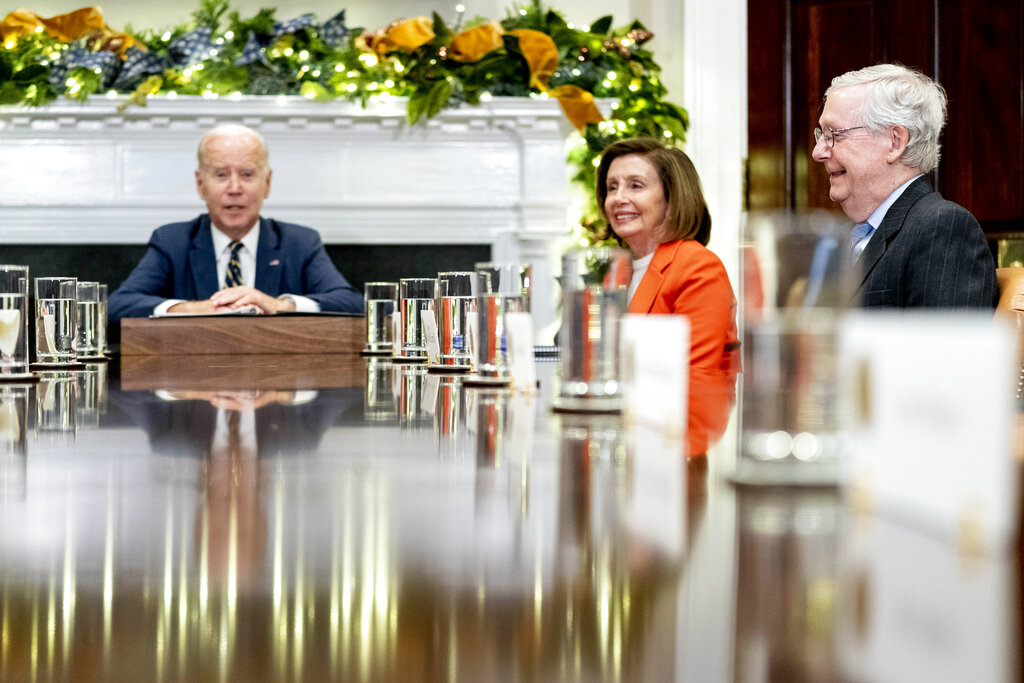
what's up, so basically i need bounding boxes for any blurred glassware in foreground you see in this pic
[554,246,631,413]
[734,210,854,485]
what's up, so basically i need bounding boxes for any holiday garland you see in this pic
[0,1,688,238]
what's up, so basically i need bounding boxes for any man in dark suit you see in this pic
[811,64,997,308]
[109,124,362,321]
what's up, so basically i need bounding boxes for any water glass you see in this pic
[34,277,77,365]
[733,210,853,485]
[395,278,436,361]
[470,262,531,384]
[363,282,398,354]
[97,284,109,355]
[75,281,102,358]
[434,271,475,370]
[0,265,30,377]
[555,247,632,412]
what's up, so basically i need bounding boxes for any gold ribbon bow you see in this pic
[449,21,505,63]
[1,6,137,55]
[510,29,604,131]
[361,16,435,56]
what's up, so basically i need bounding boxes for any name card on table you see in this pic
[838,311,1019,553]
[620,314,689,438]
[420,309,441,364]
[504,312,536,393]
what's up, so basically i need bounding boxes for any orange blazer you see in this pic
[628,240,739,373]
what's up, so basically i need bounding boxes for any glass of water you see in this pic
[363,282,398,355]
[395,278,436,362]
[434,271,475,371]
[75,281,102,359]
[0,265,30,378]
[34,277,77,365]
[467,262,532,384]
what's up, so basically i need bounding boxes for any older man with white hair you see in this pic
[110,123,362,321]
[811,63,997,308]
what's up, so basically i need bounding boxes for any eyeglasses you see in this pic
[813,126,866,148]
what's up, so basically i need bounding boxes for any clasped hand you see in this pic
[169,286,296,314]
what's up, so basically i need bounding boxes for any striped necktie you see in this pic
[849,222,874,262]
[224,240,244,288]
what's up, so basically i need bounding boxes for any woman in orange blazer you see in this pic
[596,137,739,374]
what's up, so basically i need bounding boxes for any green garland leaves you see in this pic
[0,0,688,239]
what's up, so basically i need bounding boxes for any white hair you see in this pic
[197,123,270,170]
[826,63,947,173]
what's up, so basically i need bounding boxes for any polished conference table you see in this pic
[0,354,1020,681]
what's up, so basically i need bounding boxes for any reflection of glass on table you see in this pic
[35,371,77,439]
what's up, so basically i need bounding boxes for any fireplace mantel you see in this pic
[0,95,580,339]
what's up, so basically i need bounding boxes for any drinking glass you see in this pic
[34,277,77,365]
[468,262,531,385]
[434,271,475,370]
[395,278,436,361]
[733,210,854,485]
[555,247,632,412]
[97,284,109,355]
[363,282,398,355]
[0,265,30,378]
[75,281,102,359]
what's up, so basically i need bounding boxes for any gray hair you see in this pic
[826,63,947,173]
[197,123,270,171]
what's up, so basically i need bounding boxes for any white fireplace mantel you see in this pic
[0,95,582,339]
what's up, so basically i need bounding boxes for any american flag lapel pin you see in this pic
[269,259,281,266]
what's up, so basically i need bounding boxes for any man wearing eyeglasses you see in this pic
[812,63,997,308]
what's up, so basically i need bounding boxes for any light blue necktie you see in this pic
[224,240,244,288]
[849,222,874,261]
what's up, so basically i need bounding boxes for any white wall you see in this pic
[16,0,744,285]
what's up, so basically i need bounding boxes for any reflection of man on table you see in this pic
[109,123,362,321]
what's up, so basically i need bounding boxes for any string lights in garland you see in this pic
[0,0,688,240]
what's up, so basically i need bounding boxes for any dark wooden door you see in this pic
[748,0,1024,235]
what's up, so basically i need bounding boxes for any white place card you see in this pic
[504,311,536,394]
[620,314,689,438]
[420,309,441,364]
[390,311,401,356]
[838,311,1019,553]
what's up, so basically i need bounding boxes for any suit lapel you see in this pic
[855,176,933,295]
[188,216,219,299]
[253,218,283,296]
[629,241,680,313]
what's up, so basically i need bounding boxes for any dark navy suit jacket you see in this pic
[109,215,362,321]
[856,176,997,308]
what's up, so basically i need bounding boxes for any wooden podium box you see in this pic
[120,315,365,355]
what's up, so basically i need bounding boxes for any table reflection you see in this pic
[0,354,1017,681]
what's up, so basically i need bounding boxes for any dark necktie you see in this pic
[224,240,244,288]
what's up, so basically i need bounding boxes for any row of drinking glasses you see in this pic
[0,265,108,378]
[362,262,532,385]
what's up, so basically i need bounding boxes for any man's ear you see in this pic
[886,125,909,164]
